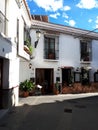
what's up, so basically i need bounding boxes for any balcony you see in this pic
[0,11,8,35]
[24,40,33,56]
[80,52,91,64]
[44,49,59,61]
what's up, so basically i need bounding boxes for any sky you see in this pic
[26,0,98,32]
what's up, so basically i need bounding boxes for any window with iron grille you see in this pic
[44,35,59,60]
[24,23,31,46]
[0,11,8,35]
[80,40,92,62]
[15,0,22,8]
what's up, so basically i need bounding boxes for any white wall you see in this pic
[92,40,98,67]
[19,59,31,82]
[0,0,32,107]
[30,29,98,83]
[0,0,5,14]
[0,34,12,58]
[59,34,80,68]
[30,30,81,69]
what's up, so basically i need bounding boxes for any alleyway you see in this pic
[0,93,98,130]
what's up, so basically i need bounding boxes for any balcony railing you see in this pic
[81,52,91,62]
[44,49,59,60]
[0,11,8,35]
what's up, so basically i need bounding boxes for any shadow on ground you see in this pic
[0,94,98,130]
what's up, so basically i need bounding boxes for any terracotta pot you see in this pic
[23,91,29,97]
[53,89,59,95]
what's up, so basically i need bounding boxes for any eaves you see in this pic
[31,20,98,40]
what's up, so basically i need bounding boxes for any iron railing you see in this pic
[44,49,59,60]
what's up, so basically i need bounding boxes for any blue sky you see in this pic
[27,0,98,31]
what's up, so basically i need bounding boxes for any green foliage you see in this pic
[55,81,59,90]
[24,39,33,55]
[19,80,35,92]
[25,39,31,47]
[29,45,33,54]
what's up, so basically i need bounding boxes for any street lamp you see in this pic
[29,63,32,69]
[35,30,41,48]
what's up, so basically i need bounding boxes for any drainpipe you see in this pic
[4,0,7,35]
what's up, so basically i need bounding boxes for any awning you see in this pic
[61,66,74,69]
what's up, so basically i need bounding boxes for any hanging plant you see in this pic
[24,39,33,55]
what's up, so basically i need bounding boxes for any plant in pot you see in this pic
[29,82,36,96]
[53,81,59,95]
[19,79,34,97]
[24,39,33,55]
[68,75,73,87]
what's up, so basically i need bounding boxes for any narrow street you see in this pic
[0,93,98,130]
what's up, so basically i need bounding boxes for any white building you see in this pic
[30,16,98,94]
[0,0,98,109]
[0,0,32,109]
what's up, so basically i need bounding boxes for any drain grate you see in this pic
[64,108,72,113]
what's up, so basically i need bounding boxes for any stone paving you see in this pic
[0,93,98,130]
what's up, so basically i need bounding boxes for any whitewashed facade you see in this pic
[0,0,32,108]
[30,19,98,93]
[0,0,98,108]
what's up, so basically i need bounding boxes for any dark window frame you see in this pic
[80,40,92,62]
[94,72,98,82]
[44,36,59,60]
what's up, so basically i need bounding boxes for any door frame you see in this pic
[36,68,54,94]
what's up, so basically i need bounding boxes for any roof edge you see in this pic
[31,20,98,40]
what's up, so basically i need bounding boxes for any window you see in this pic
[74,72,81,82]
[81,68,90,85]
[0,11,8,35]
[44,36,59,60]
[80,40,92,62]
[94,72,98,82]
[16,19,19,44]
[15,0,22,8]
[24,26,31,43]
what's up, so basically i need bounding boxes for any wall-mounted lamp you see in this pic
[29,63,32,69]
[17,0,23,8]
[57,67,60,71]
[76,67,80,71]
[35,30,41,48]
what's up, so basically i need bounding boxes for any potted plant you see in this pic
[68,75,73,87]
[24,39,33,55]
[19,79,34,97]
[53,81,59,95]
[29,82,36,96]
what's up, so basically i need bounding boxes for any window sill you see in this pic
[44,59,59,62]
[80,61,91,64]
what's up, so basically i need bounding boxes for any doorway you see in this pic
[0,59,3,89]
[0,59,3,108]
[36,68,54,94]
[62,68,72,86]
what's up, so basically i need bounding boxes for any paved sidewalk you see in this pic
[0,93,98,130]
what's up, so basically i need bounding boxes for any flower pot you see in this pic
[53,89,59,95]
[22,91,29,97]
